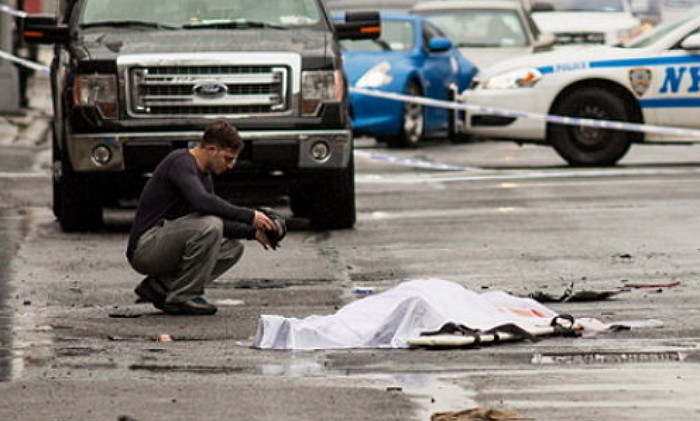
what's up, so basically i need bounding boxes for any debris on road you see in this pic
[622,280,682,289]
[108,310,143,318]
[352,287,375,296]
[527,282,627,303]
[574,317,664,334]
[431,407,532,421]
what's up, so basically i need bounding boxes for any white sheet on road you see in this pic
[252,278,559,350]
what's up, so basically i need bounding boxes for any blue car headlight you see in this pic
[356,61,394,89]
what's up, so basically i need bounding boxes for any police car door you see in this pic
[647,28,700,140]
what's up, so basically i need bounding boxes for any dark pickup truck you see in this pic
[22,0,379,231]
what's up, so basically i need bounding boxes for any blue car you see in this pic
[336,13,478,147]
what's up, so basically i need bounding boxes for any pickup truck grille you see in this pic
[127,64,289,117]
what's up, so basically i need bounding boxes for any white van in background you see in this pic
[531,0,643,46]
[630,0,661,23]
[660,0,700,22]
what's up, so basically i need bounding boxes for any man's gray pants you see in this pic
[129,214,244,303]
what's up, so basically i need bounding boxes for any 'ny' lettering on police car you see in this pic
[659,66,700,94]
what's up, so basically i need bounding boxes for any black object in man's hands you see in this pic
[258,207,287,249]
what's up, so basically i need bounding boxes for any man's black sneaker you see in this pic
[162,297,218,316]
[134,278,166,311]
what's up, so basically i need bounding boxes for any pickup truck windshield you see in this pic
[541,0,624,12]
[80,0,323,28]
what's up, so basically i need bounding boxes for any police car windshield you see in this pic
[622,16,690,48]
[543,0,624,12]
[417,9,528,48]
[80,0,323,28]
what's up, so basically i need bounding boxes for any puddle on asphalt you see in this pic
[257,357,476,419]
[373,373,478,420]
[258,359,325,377]
[126,351,476,419]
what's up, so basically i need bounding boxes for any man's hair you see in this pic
[202,120,244,152]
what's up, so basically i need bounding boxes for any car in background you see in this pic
[630,0,661,24]
[459,7,700,166]
[326,0,417,13]
[660,0,700,22]
[531,0,644,46]
[411,0,555,69]
[336,13,478,147]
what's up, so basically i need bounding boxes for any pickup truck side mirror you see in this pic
[334,11,381,41]
[22,14,69,44]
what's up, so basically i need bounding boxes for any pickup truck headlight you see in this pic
[301,70,343,116]
[73,74,119,119]
[482,68,543,90]
[356,61,393,89]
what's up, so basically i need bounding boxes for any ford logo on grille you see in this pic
[193,81,228,98]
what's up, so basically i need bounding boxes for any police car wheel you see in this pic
[550,87,633,167]
[389,82,424,148]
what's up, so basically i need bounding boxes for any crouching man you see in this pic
[126,120,279,315]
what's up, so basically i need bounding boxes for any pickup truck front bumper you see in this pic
[66,129,352,172]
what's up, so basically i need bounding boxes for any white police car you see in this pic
[461,9,700,166]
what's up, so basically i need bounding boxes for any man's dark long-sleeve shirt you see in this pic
[126,149,255,260]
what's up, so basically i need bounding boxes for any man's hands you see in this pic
[253,210,276,232]
[252,208,287,250]
[255,230,273,250]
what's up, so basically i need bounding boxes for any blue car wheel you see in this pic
[388,82,424,148]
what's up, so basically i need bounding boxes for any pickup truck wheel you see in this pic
[550,87,632,166]
[58,164,103,232]
[306,159,356,230]
[388,82,424,148]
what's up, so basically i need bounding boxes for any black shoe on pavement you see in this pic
[162,297,218,316]
[134,277,166,311]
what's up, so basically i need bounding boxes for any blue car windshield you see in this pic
[340,20,415,51]
[80,0,323,28]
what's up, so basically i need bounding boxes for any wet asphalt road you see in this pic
[0,209,14,383]
[1,76,700,420]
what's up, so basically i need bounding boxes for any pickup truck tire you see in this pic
[549,87,632,166]
[388,81,424,148]
[56,156,103,232]
[294,157,356,229]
